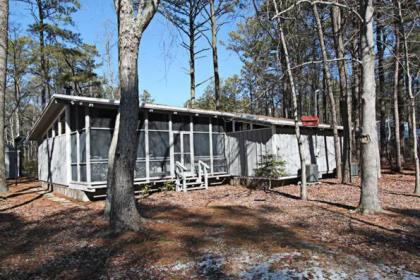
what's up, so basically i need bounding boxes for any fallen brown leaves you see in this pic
[0,173,419,279]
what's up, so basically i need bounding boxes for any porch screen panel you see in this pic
[70,133,77,181]
[135,131,146,179]
[212,133,227,173]
[172,115,190,131]
[194,132,211,172]
[90,129,113,182]
[148,118,170,177]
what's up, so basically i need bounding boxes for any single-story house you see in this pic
[28,94,341,201]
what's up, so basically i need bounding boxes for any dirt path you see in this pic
[0,174,419,279]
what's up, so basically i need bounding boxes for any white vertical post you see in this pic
[58,118,62,136]
[145,111,150,182]
[85,106,91,184]
[190,115,194,173]
[65,106,72,184]
[76,106,80,182]
[232,120,236,132]
[169,114,174,177]
[209,117,214,174]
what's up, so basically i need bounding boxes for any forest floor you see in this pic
[0,173,419,279]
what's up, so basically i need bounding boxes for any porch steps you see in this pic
[175,161,210,192]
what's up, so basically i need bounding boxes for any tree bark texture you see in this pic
[0,0,8,193]
[209,0,221,110]
[108,0,159,232]
[0,0,9,192]
[313,4,342,180]
[392,22,402,172]
[358,0,381,214]
[397,0,420,194]
[376,14,386,162]
[332,3,352,183]
[273,0,307,199]
[188,4,196,108]
[36,0,49,107]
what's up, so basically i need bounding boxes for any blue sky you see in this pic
[10,1,244,107]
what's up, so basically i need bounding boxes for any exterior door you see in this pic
[174,132,192,171]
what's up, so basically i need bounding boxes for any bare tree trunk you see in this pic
[36,0,49,107]
[376,14,386,163]
[350,18,361,162]
[332,3,352,183]
[108,0,159,232]
[209,0,221,110]
[273,0,307,200]
[397,0,420,194]
[393,22,402,172]
[313,4,342,180]
[358,0,381,214]
[0,0,7,193]
[188,4,196,108]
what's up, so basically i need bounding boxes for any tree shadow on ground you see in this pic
[1,184,419,278]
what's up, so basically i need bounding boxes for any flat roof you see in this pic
[28,94,341,140]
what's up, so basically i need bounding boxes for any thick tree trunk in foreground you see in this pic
[107,0,159,232]
[392,23,402,172]
[397,0,420,194]
[209,0,221,110]
[0,0,8,193]
[273,0,307,199]
[332,4,351,183]
[358,0,381,214]
[313,4,342,180]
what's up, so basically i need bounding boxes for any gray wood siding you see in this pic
[226,128,272,176]
[227,127,338,177]
[38,135,67,185]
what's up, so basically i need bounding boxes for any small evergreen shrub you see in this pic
[254,154,286,178]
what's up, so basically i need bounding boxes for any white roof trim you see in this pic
[29,94,341,140]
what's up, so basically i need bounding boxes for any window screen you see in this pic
[90,108,117,128]
[213,158,227,173]
[70,106,85,131]
[193,116,209,132]
[135,161,146,178]
[225,121,233,132]
[148,112,169,130]
[90,129,113,160]
[212,118,225,133]
[71,133,77,163]
[137,132,145,159]
[91,163,108,182]
[212,134,225,156]
[71,165,77,181]
[150,160,170,177]
[149,131,170,158]
[172,114,190,131]
[79,164,87,181]
[235,122,243,132]
[79,132,86,163]
[194,133,210,156]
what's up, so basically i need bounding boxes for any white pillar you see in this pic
[209,117,214,174]
[169,114,174,177]
[145,111,150,182]
[85,106,91,184]
[65,106,72,184]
